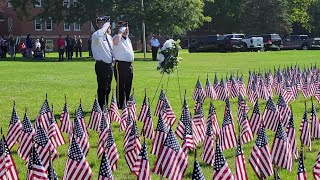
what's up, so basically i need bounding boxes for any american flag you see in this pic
[18,112,35,161]
[63,136,92,180]
[138,94,148,122]
[6,103,22,149]
[104,126,119,172]
[27,145,48,180]
[207,101,220,136]
[286,107,298,159]
[48,112,65,148]
[248,79,258,104]
[300,109,311,151]
[73,116,90,157]
[152,128,188,180]
[34,126,58,170]
[181,113,194,153]
[213,139,234,179]
[98,152,114,180]
[124,120,141,172]
[313,150,320,179]
[47,157,58,180]
[0,135,19,180]
[263,97,280,131]
[193,78,206,102]
[59,100,71,134]
[120,101,128,131]
[192,159,205,180]
[237,95,249,123]
[270,121,293,171]
[205,75,216,99]
[315,85,320,105]
[301,76,309,98]
[142,106,154,140]
[35,99,51,133]
[219,99,237,151]
[151,115,168,156]
[229,76,239,98]
[235,135,248,180]
[133,141,150,180]
[128,93,137,121]
[154,90,166,116]
[161,98,176,127]
[240,108,253,144]
[249,124,273,179]
[176,97,191,140]
[238,75,246,97]
[297,150,307,180]
[97,113,109,158]
[201,114,215,166]
[88,98,102,132]
[192,104,205,146]
[213,73,219,93]
[282,82,294,104]
[76,102,88,136]
[216,78,228,101]
[109,93,121,123]
[310,101,320,138]
[276,93,291,128]
[102,105,111,129]
[124,113,133,147]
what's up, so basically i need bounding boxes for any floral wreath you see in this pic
[157,39,182,74]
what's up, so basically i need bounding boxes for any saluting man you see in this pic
[113,22,134,109]
[92,16,114,109]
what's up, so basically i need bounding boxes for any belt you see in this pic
[115,60,132,64]
[96,60,112,65]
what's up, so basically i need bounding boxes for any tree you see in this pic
[308,0,320,36]
[241,0,292,35]
[287,0,313,34]
[10,0,209,36]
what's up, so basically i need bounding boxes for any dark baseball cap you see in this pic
[96,16,110,23]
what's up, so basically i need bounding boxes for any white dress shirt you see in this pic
[150,38,160,47]
[113,36,134,62]
[91,22,113,63]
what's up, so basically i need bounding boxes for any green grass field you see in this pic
[0,50,320,179]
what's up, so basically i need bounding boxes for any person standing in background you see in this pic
[25,34,33,58]
[65,35,72,59]
[39,36,46,57]
[150,36,160,61]
[92,16,114,109]
[113,22,134,109]
[8,34,15,58]
[75,35,82,57]
[88,35,92,57]
[57,35,65,61]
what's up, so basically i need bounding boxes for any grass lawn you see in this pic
[0,50,320,179]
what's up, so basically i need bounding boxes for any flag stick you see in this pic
[177,67,182,106]
[151,73,164,106]
[165,74,170,95]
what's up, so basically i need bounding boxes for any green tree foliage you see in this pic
[9,0,209,36]
[287,0,312,34]
[308,0,320,36]
[241,0,292,35]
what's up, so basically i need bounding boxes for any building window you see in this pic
[8,0,12,7]
[8,18,13,32]
[35,0,42,7]
[63,0,70,7]
[64,22,70,31]
[74,22,80,31]
[45,17,52,31]
[35,17,42,31]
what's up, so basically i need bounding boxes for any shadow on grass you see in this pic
[0,56,154,62]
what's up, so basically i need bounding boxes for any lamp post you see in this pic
[141,0,146,59]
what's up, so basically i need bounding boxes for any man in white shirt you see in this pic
[113,22,134,109]
[150,36,160,61]
[92,16,114,109]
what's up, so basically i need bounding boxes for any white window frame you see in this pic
[74,22,80,31]
[64,22,70,31]
[35,0,42,7]
[7,0,12,7]
[45,17,52,31]
[35,17,42,31]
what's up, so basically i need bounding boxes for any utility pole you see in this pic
[141,0,146,59]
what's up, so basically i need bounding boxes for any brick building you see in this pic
[0,0,95,52]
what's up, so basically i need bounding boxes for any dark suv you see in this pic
[188,35,227,52]
[256,34,283,51]
[282,35,310,50]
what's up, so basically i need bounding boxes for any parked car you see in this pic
[255,34,283,51]
[188,35,228,52]
[241,36,264,51]
[224,34,245,51]
[282,35,310,50]
[309,37,320,49]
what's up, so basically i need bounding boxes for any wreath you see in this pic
[157,39,182,74]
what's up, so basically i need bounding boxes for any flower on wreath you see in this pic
[157,39,182,74]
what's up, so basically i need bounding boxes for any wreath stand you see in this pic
[151,67,183,107]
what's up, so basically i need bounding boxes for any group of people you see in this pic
[56,35,83,61]
[92,16,134,110]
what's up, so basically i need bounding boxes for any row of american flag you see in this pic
[2,64,320,179]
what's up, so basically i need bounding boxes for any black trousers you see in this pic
[114,61,133,109]
[95,61,113,109]
[151,46,159,61]
[58,49,64,61]
[75,46,82,57]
